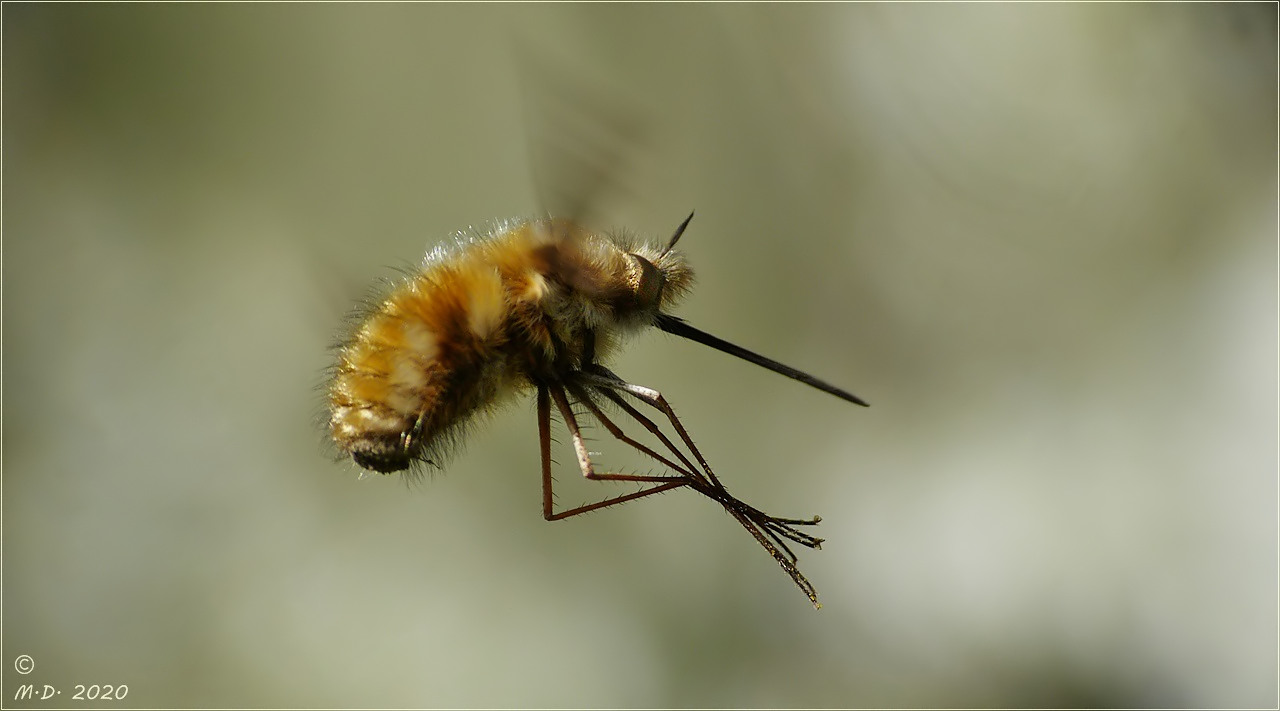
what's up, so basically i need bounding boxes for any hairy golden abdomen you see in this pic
[328,230,592,470]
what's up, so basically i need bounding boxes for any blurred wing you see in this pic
[515,46,653,225]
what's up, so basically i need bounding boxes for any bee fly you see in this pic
[327,212,867,608]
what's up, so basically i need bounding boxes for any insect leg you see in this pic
[565,382,700,479]
[582,384,816,542]
[577,366,825,608]
[565,381,820,607]
[722,505,823,608]
[582,367,824,534]
[579,366,725,489]
[538,382,687,522]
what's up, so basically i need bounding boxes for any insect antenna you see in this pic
[654,314,870,407]
[659,210,695,258]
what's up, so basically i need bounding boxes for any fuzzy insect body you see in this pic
[329,218,693,473]
[327,214,866,608]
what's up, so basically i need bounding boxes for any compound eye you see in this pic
[628,253,665,308]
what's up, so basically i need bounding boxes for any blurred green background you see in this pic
[4,4,1275,708]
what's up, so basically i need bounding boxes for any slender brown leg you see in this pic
[582,369,822,534]
[566,382,701,480]
[580,383,813,548]
[585,370,823,536]
[577,367,825,608]
[539,382,688,522]
[584,385,705,486]
[580,367,725,489]
[572,381,820,604]
[723,505,822,607]
[538,383,555,519]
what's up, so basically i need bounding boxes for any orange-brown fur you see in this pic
[328,219,693,473]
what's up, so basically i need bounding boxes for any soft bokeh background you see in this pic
[4,4,1275,708]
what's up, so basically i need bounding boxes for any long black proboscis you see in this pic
[655,314,870,407]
